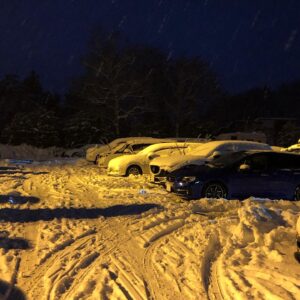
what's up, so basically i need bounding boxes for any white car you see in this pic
[86,137,175,165]
[149,140,273,183]
[107,142,201,176]
[86,137,142,163]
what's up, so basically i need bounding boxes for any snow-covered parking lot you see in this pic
[0,158,300,300]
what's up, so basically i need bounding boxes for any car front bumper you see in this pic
[171,181,203,199]
[150,173,168,184]
[107,166,126,176]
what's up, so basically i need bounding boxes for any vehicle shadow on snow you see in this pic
[0,280,26,300]
[0,170,49,176]
[0,204,162,222]
[0,195,40,205]
[0,233,30,250]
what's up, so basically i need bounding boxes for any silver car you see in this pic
[87,137,177,167]
[107,142,201,176]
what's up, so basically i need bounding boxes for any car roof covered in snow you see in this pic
[138,142,201,154]
[211,149,300,167]
[189,140,271,156]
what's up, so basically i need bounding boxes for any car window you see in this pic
[237,144,255,151]
[244,154,269,172]
[111,142,127,152]
[154,147,186,156]
[153,148,175,157]
[271,153,300,169]
[131,143,152,152]
[215,144,235,152]
[115,144,131,153]
[190,143,220,157]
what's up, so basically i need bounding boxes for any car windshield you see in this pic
[189,142,221,157]
[207,151,248,168]
[108,139,127,148]
[111,142,127,153]
[139,144,164,155]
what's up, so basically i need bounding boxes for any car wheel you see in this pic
[126,165,142,176]
[295,186,300,201]
[202,182,227,199]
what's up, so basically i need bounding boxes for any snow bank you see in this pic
[0,144,86,160]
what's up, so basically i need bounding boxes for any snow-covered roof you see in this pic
[138,142,199,155]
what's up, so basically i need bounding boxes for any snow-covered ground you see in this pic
[0,158,300,300]
[0,144,87,160]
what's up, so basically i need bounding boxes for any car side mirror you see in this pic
[123,149,132,154]
[211,151,221,159]
[239,163,251,172]
[147,153,158,160]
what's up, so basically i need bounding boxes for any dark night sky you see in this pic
[1,0,300,94]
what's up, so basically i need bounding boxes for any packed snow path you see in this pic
[0,159,300,300]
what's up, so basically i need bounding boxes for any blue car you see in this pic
[167,150,300,200]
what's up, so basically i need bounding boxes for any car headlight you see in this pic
[181,176,196,183]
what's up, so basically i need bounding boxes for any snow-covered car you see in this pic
[60,144,95,158]
[167,150,300,200]
[86,137,175,165]
[107,142,201,176]
[149,140,273,183]
[86,137,137,163]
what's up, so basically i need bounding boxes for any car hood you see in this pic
[169,164,211,178]
[150,155,209,172]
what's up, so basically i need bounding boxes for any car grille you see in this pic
[174,188,190,196]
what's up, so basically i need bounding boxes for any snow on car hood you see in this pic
[150,154,208,172]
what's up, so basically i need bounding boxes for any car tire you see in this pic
[295,186,300,201]
[126,165,142,176]
[202,182,227,199]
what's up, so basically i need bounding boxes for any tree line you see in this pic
[0,32,299,148]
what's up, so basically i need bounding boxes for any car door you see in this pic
[268,153,300,199]
[229,153,274,199]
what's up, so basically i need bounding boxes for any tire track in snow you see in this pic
[108,254,148,300]
[23,229,99,299]
[54,217,139,300]
[141,218,187,299]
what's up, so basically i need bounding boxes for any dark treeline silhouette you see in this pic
[0,71,61,147]
[0,31,299,148]
[206,84,300,145]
